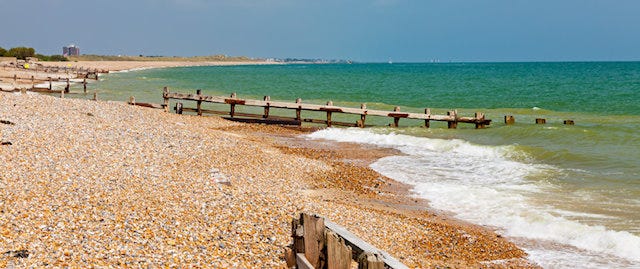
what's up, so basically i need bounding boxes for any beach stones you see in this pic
[3,250,29,258]
[0,92,535,268]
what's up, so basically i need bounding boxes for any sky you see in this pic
[1,0,639,62]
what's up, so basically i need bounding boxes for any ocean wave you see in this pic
[304,127,640,267]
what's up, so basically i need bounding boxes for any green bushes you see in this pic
[34,54,69,61]
[5,47,35,60]
[0,46,68,61]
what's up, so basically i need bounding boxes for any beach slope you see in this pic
[0,92,536,268]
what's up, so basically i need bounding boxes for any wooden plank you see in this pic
[326,230,352,269]
[302,213,326,269]
[297,253,315,269]
[132,102,164,109]
[302,118,358,127]
[225,99,246,105]
[387,113,409,118]
[222,117,301,126]
[324,219,409,269]
[320,107,344,113]
[357,252,384,269]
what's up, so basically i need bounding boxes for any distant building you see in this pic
[63,44,80,56]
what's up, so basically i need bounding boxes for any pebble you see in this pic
[0,92,538,268]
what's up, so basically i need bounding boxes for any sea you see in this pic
[69,62,640,268]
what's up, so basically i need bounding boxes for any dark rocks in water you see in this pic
[4,249,29,258]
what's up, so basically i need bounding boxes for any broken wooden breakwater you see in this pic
[161,87,492,129]
[285,213,409,269]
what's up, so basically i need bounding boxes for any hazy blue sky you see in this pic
[1,0,638,62]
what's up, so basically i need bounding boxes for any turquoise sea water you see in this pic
[74,62,640,268]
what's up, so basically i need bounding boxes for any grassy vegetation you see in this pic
[68,54,260,62]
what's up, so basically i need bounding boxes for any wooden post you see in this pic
[504,115,515,125]
[392,106,401,127]
[326,230,352,269]
[326,101,333,127]
[31,75,34,88]
[292,218,305,254]
[196,89,202,116]
[447,110,458,129]
[263,96,270,118]
[176,103,183,114]
[93,91,97,101]
[296,98,302,121]
[424,108,431,128]
[13,74,16,82]
[475,112,486,129]
[564,120,575,125]
[60,87,65,98]
[358,103,367,128]
[357,252,384,269]
[48,77,52,90]
[302,213,326,269]
[285,248,296,268]
[163,87,169,112]
[65,78,70,93]
[83,78,87,93]
[129,96,135,105]
[230,92,237,117]
[536,118,546,124]
[288,217,305,268]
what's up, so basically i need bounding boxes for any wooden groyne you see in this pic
[285,213,408,269]
[1,62,106,79]
[160,87,492,129]
[0,74,90,94]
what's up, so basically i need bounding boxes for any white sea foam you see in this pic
[110,67,153,74]
[305,128,640,267]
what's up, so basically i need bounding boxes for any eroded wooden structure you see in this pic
[285,213,409,269]
[161,87,492,129]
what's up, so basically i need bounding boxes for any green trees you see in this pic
[6,47,36,60]
[0,46,68,61]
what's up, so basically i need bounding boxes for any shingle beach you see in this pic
[1,91,538,268]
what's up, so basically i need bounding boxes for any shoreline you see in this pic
[1,90,538,268]
[0,60,279,91]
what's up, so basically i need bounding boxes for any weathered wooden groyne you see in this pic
[1,62,106,79]
[285,213,408,269]
[0,74,90,94]
[159,87,492,129]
